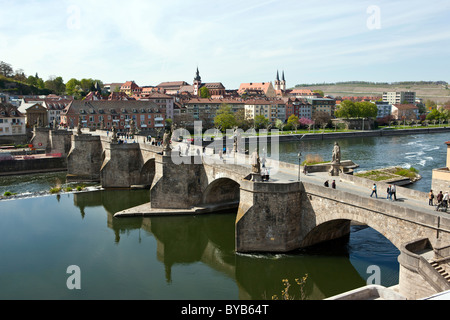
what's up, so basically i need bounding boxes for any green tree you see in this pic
[66,78,81,96]
[335,100,357,118]
[253,115,269,129]
[426,108,441,121]
[286,114,299,130]
[45,76,66,95]
[214,104,236,131]
[234,109,251,131]
[313,90,324,97]
[358,101,378,118]
[199,86,210,98]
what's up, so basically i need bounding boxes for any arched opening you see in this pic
[202,178,240,209]
[139,159,155,187]
[300,219,400,288]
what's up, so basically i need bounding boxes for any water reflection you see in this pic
[70,190,371,299]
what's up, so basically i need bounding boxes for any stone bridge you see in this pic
[66,130,450,299]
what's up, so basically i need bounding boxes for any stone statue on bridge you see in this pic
[162,124,172,155]
[111,125,118,143]
[251,150,261,174]
[332,141,341,164]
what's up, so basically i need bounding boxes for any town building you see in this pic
[305,97,336,117]
[238,82,276,98]
[18,97,72,127]
[375,101,392,118]
[61,100,167,132]
[285,98,312,120]
[0,103,26,136]
[156,81,189,95]
[120,81,141,96]
[382,91,416,105]
[177,97,245,128]
[391,104,419,120]
[244,98,286,123]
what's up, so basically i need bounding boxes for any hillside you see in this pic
[294,82,450,103]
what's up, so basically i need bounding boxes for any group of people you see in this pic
[369,183,396,201]
[324,180,336,189]
[429,190,449,212]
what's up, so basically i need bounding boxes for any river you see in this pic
[0,131,447,300]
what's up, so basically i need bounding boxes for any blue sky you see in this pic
[1,0,449,89]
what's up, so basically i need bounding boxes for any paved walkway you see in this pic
[269,162,447,218]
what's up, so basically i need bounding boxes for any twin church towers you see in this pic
[274,70,286,91]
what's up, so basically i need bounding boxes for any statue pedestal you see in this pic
[163,147,172,156]
[329,162,341,176]
[250,173,262,182]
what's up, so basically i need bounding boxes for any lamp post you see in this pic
[298,151,302,182]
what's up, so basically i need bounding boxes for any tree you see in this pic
[66,78,81,96]
[253,115,269,130]
[358,101,378,118]
[234,109,251,131]
[299,117,314,128]
[426,108,441,121]
[45,76,66,95]
[287,114,299,130]
[0,61,13,78]
[199,86,211,98]
[313,90,324,97]
[214,104,236,131]
[335,100,357,118]
[312,111,331,129]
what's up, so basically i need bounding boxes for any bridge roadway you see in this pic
[116,146,444,220]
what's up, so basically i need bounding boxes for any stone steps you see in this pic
[430,261,450,282]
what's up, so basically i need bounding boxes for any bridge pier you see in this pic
[100,143,144,188]
[236,180,303,253]
[150,154,204,209]
[67,134,102,182]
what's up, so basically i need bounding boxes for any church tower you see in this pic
[281,70,286,91]
[274,70,281,91]
[193,67,202,96]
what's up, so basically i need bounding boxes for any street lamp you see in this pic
[298,151,302,181]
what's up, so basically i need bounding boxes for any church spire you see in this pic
[276,70,280,81]
[194,67,201,82]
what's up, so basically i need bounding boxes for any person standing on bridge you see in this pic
[436,191,444,211]
[370,183,377,198]
[332,180,336,189]
[443,192,449,210]
[429,190,435,206]
[391,184,397,201]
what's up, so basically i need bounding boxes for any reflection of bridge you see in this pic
[72,190,364,300]
[66,129,450,299]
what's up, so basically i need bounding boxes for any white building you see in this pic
[375,101,392,118]
[244,99,286,123]
[382,91,416,105]
[0,103,26,136]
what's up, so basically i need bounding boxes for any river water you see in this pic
[0,131,447,300]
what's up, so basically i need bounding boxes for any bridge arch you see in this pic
[140,158,155,186]
[202,177,240,206]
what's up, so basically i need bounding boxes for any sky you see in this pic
[1,0,450,89]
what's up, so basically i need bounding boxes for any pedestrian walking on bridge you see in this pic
[370,183,377,198]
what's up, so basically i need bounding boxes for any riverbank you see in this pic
[270,126,450,142]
